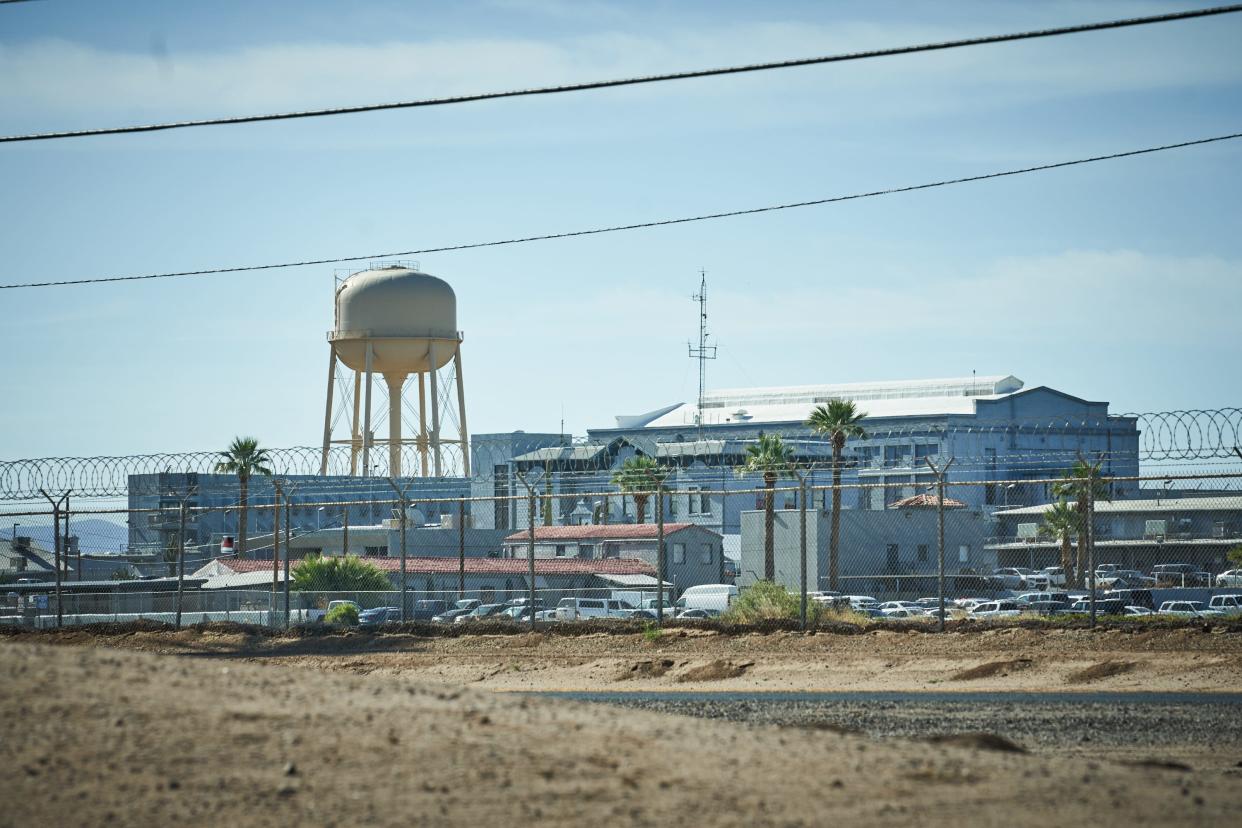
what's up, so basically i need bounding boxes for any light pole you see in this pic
[317,506,324,531]
[10,523,18,544]
[1003,483,1016,508]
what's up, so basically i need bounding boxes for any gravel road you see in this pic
[551,690,1242,762]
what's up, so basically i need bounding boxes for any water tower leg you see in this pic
[417,371,429,477]
[320,345,337,475]
[385,373,405,478]
[429,341,442,477]
[349,370,362,475]
[362,341,374,477]
[454,348,470,475]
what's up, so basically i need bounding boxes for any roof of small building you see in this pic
[890,494,967,509]
[502,523,717,543]
[206,556,657,577]
[994,496,1242,516]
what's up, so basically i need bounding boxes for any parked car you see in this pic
[1215,569,1242,588]
[1123,605,1155,616]
[992,568,1031,590]
[877,601,923,615]
[623,609,659,620]
[1156,600,1223,618]
[358,606,401,627]
[1065,599,1127,616]
[555,597,634,621]
[969,601,1022,618]
[455,603,510,623]
[1207,595,1242,618]
[879,608,927,620]
[1040,566,1067,587]
[326,600,361,615]
[676,608,721,619]
[1151,564,1211,588]
[411,600,448,621]
[1102,589,1155,610]
[843,595,879,610]
[432,598,480,623]
[1097,570,1156,590]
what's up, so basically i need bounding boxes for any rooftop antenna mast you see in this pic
[688,269,717,439]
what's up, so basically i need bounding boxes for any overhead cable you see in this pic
[3,5,1241,144]
[2,131,1239,291]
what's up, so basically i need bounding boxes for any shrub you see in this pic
[725,581,822,624]
[324,603,359,626]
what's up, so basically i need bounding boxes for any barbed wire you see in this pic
[2,409,1238,501]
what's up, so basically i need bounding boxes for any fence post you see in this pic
[175,501,186,628]
[1087,467,1097,628]
[516,471,537,631]
[457,498,466,599]
[799,477,808,630]
[272,482,282,626]
[39,488,68,628]
[925,458,953,632]
[658,482,666,626]
[283,489,292,628]
[342,507,350,557]
[386,478,410,622]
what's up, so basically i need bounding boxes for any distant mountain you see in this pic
[6,518,128,554]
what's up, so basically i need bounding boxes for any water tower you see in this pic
[319,264,469,478]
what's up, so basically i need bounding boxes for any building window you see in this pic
[364,545,385,556]
[886,544,899,572]
[958,545,970,563]
[555,544,567,557]
[917,544,928,562]
[688,488,699,515]
[700,545,713,565]
[884,445,911,468]
[700,492,711,515]
[673,543,686,565]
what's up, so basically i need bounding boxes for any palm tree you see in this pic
[1051,460,1110,588]
[739,433,795,581]
[610,455,666,524]
[1038,499,1081,588]
[215,436,273,558]
[806,400,868,591]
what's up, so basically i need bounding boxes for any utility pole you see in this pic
[516,471,537,631]
[39,489,70,628]
[387,479,410,622]
[925,457,954,632]
[687,270,717,440]
[790,465,810,630]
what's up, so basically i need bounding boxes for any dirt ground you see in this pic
[4,635,1242,827]
[10,622,1237,693]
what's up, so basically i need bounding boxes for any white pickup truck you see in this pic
[1207,594,1242,617]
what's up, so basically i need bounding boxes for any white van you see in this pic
[555,597,633,621]
[675,584,739,613]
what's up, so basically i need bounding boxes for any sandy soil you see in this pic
[4,638,1242,827]
[13,623,1236,693]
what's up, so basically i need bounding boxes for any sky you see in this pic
[2,0,1240,461]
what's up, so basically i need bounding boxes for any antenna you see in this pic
[687,269,717,438]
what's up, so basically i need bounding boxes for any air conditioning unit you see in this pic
[1144,519,1167,539]
[1016,523,1038,540]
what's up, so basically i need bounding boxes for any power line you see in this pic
[3,5,1241,144]
[2,131,1238,291]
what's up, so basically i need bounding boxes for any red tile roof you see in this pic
[215,556,656,577]
[501,523,714,543]
[889,494,967,509]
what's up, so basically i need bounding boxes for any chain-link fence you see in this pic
[4,467,1241,631]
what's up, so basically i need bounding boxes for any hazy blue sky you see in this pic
[2,0,1240,460]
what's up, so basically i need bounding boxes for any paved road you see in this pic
[538,691,1242,755]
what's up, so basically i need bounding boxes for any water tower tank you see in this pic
[332,266,459,374]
